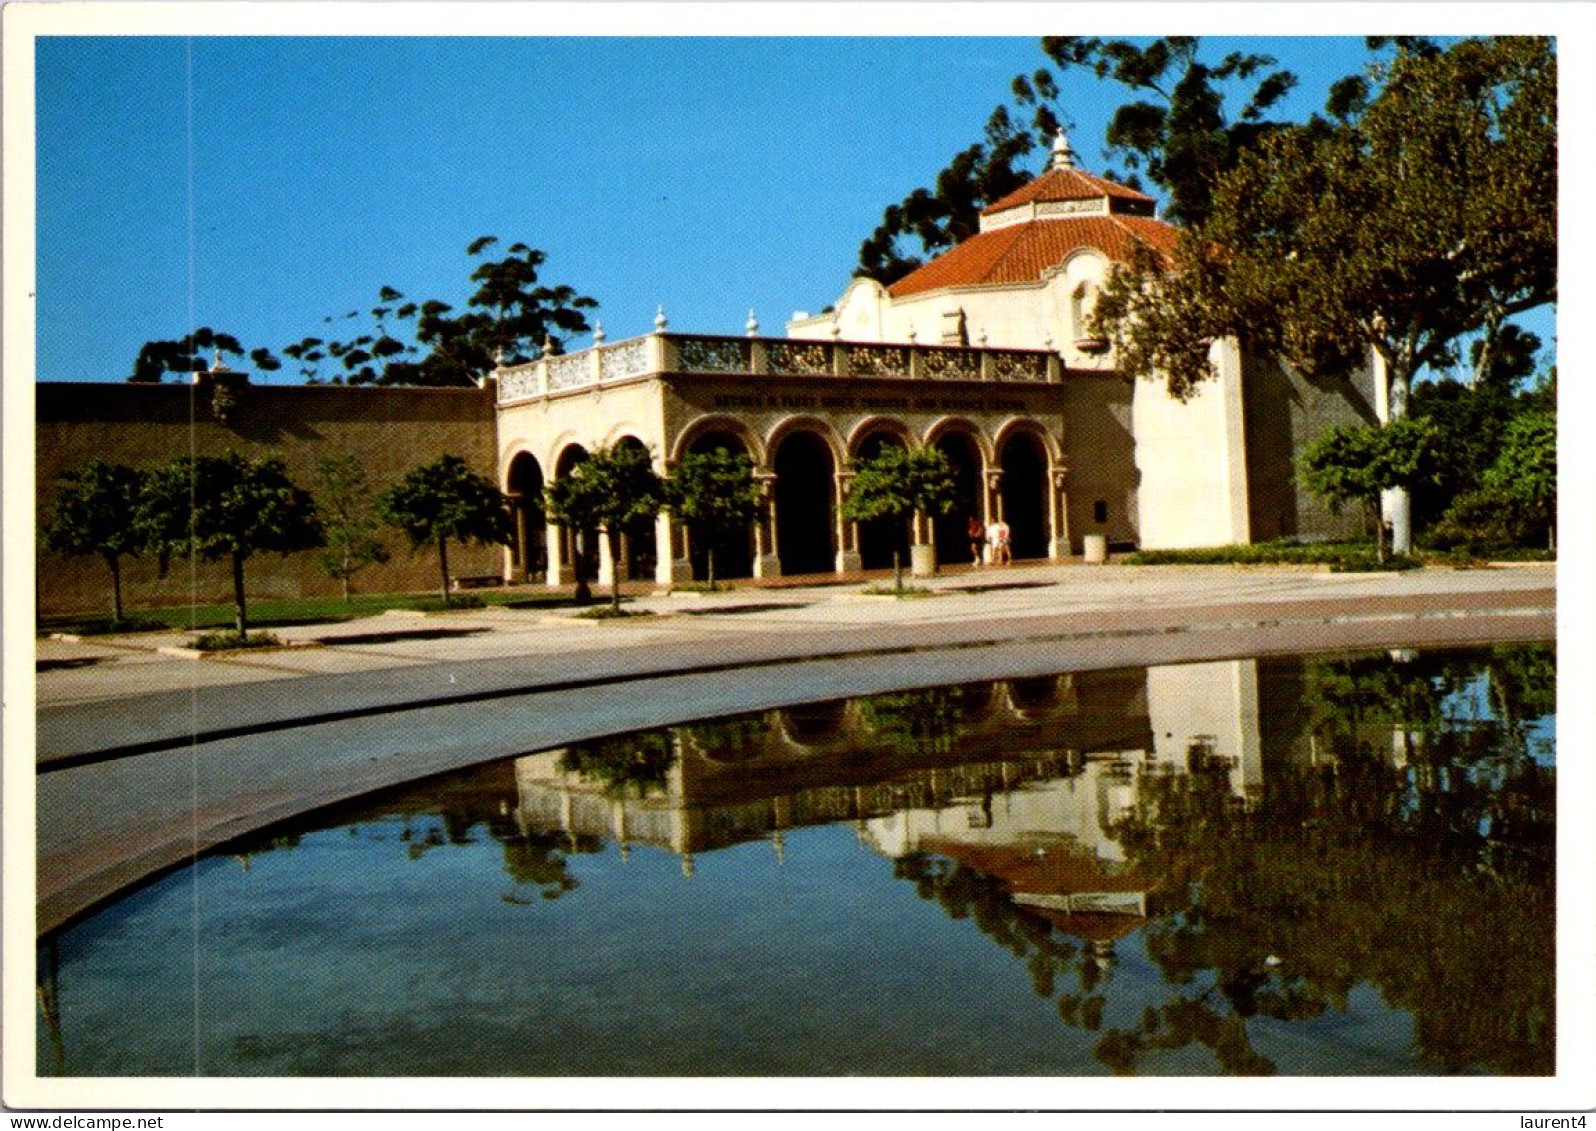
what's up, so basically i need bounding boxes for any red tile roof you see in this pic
[982,166,1155,213]
[887,214,1178,298]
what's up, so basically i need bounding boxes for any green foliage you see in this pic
[410,238,599,386]
[314,451,390,600]
[1481,410,1555,543]
[557,732,677,799]
[41,459,146,622]
[379,454,512,600]
[840,445,957,592]
[841,445,957,528]
[544,444,667,611]
[193,629,283,651]
[137,451,324,636]
[857,37,1303,284]
[1124,541,1388,566]
[667,447,762,590]
[128,327,278,383]
[1300,419,1439,560]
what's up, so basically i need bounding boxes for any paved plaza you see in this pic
[32,560,1555,933]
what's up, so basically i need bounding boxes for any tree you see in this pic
[137,451,324,638]
[839,445,958,592]
[41,460,146,623]
[129,327,281,383]
[1481,410,1556,550]
[1299,418,1438,561]
[544,444,668,613]
[667,447,762,591]
[378,454,513,602]
[1095,37,1555,555]
[314,451,391,600]
[411,238,600,386]
[856,37,1300,284]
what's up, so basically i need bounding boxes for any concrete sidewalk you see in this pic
[31,560,1555,933]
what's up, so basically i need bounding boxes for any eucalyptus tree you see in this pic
[137,451,324,638]
[129,327,281,383]
[857,37,1300,284]
[378,454,513,602]
[1094,36,1555,553]
[40,459,147,623]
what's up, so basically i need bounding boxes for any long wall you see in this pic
[36,379,500,616]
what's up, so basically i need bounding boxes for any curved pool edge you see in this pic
[35,604,1554,937]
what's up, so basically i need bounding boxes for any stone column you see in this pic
[1050,466,1071,559]
[752,473,782,578]
[512,497,530,582]
[655,511,693,586]
[835,471,862,573]
[596,531,616,588]
[545,522,573,586]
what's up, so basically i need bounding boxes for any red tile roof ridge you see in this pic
[887,212,1177,298]
[982,166,1155,215]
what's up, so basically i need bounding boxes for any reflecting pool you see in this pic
[38,643,1555,1076]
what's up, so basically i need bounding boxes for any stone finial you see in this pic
[907,326,918,344]
[829,321,841,341]
[655,305,668,332]
[1049,129,1077,171]
[746,309,759,337]
[593,320,606,345]
[977,327,989,347]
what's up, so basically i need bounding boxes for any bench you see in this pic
[450,574,506,591]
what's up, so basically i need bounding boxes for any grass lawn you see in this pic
[39,586,577,637]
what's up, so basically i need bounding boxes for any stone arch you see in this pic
[600,421,655,455]
[925,419,990,565]
[994,421,1057,562]
[680,426,758,582]
[848,418,913,571]
[610,435,659,582]
[765,415,847,468]
[845,415,914,461]
[770,424,839,577]
[774,699,857,750]
[671,415,767,469]
[549,442,597,586]
[505,450,545,582]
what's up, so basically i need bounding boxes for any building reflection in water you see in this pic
[503,648,1553,1075]
[40,645,1554,1077]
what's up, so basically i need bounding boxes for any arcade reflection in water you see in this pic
[38,644,1554,1076]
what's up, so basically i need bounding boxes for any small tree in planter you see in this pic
[41,459,147,624]
[315,451,390,601]
[138,451,324,639]
[668,447,762,591]
[544,443,667,613]
[840,445,957,593]
[379,454,512,602]
[1300,418,1439,563]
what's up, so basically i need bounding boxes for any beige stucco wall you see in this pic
[36,380,501,617]
[1131,339,1252,550]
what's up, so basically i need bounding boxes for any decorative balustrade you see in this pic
[496,332,1061,404]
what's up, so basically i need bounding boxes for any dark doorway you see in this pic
[686,431,754,581]
[506,452,545,581]
[614,437,658,581]
[553,445,599,583]
[933,432,983,564]
[774,432,836,576]
[1000,432,1049,560]
[854,432,910,571]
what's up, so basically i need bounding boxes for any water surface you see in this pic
[38,643,1555,1076]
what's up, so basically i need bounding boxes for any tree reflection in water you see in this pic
[40,644,1553,1077]
[884,645,1555,1075]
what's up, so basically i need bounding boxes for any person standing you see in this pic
[994,519,1012,565]
[967,515,985,566]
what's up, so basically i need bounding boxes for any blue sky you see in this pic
[33,33,1554,384]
